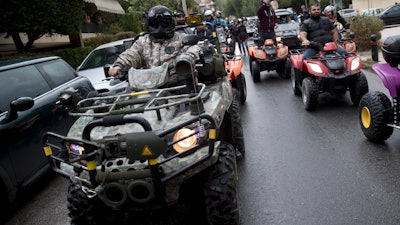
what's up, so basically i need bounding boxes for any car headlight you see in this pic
[172,128,198,153]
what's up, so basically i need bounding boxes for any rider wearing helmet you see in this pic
[108,5,201,86]
[215,10,227,27]
[204,10,216,26]
[323,5,350,33]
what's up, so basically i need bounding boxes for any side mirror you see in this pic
[2,97,34,124]
[349,32,355,39]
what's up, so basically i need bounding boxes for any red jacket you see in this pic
[257,4,278,33]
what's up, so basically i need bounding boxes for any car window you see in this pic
[80,45,124,70]
[0,66,51,113]
[37,59,76,87]
[277,15,291,24]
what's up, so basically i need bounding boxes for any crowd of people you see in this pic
[108,1,354,79]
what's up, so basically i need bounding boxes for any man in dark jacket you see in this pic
[257,0,278,47]
[300,3,345,60]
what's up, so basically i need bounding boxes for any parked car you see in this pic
[76,37,135,95]
[379,4,400,26]
[338,8,358,19]
[360,8,384,16]
[0,56,95,221]
[275,8,301,49]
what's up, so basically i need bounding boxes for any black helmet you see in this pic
[381,35,400,67]
[146,5,175,39]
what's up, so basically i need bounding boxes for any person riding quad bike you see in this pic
[41,8,244,225]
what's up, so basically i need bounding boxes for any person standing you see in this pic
[257,0,278,46]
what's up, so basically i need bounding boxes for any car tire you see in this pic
[302,77,319,111]
[235,73,247,104]
[291,62,302,96]
[251,60,260,82]
[359,91,394,143]
[349,72,369,106]
[204,143,240,225]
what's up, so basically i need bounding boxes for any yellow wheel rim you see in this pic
[361,106,371,129]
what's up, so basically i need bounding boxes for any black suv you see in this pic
[0,56,95,220]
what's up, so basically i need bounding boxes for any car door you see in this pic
[382,5,400,25]
[0,59,90,191]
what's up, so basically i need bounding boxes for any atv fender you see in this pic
[372,63,400,98]
[290,54,303,71]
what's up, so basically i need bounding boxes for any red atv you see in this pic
[247,37,291,82]
[290,38,368,111]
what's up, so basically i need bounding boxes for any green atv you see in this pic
[41,15,244,225]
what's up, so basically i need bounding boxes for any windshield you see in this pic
[79,45,124,70]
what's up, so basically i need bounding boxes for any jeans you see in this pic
[302,46,347,60]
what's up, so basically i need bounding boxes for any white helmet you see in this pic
[324,5,337,19]
[204,10,213,16]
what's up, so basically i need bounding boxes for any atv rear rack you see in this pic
[69,83,206,117]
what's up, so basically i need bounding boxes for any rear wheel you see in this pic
[349,72,369,106]
[251,61,260,82]
[204,143,240,225]
[229,90,245,157]
[302,77,319,111]
[283,59,291,79]
[359,91,393,142]
[291,63,301,96]
[235,73,247,104]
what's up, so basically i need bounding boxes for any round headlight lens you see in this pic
[173,128,197,153]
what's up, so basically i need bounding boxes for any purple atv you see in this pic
[359,35,400,142]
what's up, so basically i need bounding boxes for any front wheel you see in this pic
[251,60,260,82]
[302,77,319,111]
[204,143,240,225]
[68,184,123,225]
[359,91,393,142]
[349,72,369,106]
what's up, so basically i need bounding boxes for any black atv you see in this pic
[41,15,244,225]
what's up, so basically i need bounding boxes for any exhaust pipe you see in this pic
[127,179,155,203]
[101,182,127,208]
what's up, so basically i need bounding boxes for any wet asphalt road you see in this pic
[237,64,400,225]
[5,60,400,225]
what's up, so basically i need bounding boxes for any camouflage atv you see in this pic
[42,15,244,225]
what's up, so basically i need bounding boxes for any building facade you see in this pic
[352,0,398,12]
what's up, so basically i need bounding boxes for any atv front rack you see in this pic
[69,83,206,117]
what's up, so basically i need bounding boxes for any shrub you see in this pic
[347,15,384,51]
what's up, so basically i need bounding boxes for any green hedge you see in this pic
[347,15,384,51]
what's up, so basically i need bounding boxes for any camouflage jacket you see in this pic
[113,32,202,84]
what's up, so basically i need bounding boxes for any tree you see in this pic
[0,0,83,53]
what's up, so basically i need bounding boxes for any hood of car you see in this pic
[275,22,299,36]
[77,67,106,85]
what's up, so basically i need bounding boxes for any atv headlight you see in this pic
[307,63,323,74]
[276,36,282,42]
[69,144,84,155]
[173,128,198,153]
[350,57,361,71]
